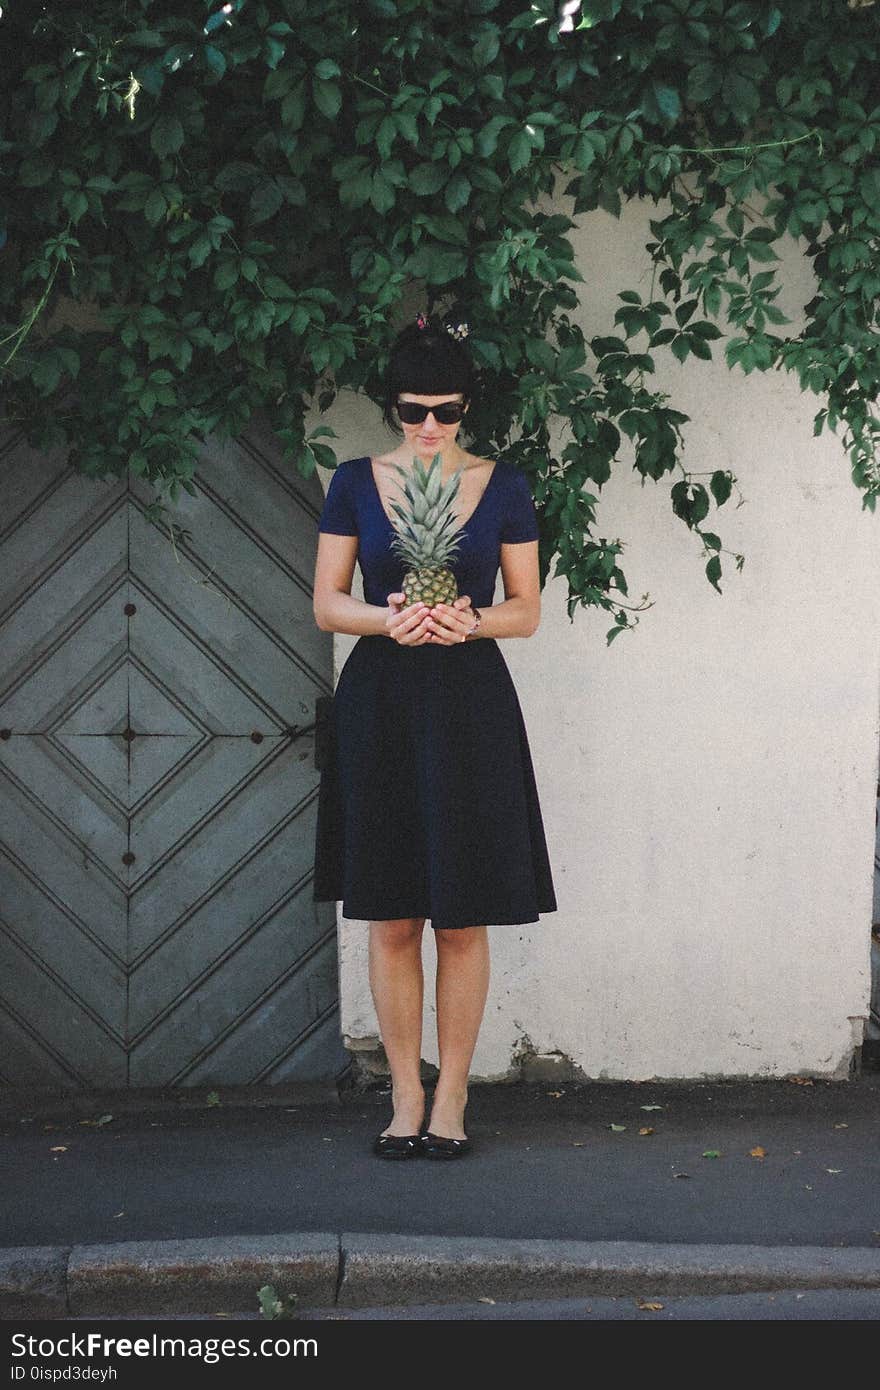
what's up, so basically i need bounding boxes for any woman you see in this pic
[312,316,557,1160]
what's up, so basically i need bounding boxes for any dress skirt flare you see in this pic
[313,634,557,931]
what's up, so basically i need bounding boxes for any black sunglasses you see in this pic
[396,400,466,425]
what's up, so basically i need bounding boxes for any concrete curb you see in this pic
[3,1233,880,1319]
[338,1235,880,1307]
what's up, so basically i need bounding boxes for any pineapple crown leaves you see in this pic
[387,453,467,568]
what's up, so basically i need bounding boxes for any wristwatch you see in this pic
[466,606,482,639]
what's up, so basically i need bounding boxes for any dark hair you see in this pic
[381,320,478,432]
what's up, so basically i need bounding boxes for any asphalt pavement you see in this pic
[2,1068,879,1318]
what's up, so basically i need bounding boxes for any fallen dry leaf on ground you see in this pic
[702,1149,721,1158]
[750,1146,767,1159]
[833,1123,848,1129]
[640,1104,663,1111]
[639,1127,655,1136]
[788,1076,814,1085]
[609,1123,626,1132]
[637,1300,664,1311]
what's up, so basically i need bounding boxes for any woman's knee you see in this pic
[434,924,488,952]
[370,917,425,950]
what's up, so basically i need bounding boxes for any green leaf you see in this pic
[281,80,307,130]
[370,171,396,214]
[62,190,89,223]
[473,27,500,67]
[19,159,54,187]
[32,357,61,394]
[525,338,555,373]
[479,73,505,101]
[376,115,397,161]
[476,115,515,159]
[687,63,720,102]
[690,321,723,341]
[314,58,342,80]
[508,129,532,173]
[313,79,341,119]
[444,172,471,213]
[144,188,168,224]
[264,36,287,71]
[721,72,759,123]
[264,66,292,100]
[215,161,258,192]
[688,335,712,361]
[410,163,446,196]
[250,180,284,223]
[214,259,239,291]
[126,29,165,48]
[470,165,503,193]
[151,113,184,158]
[652,82,681,123]
[204,45,227,79]
[262,274,296,300]
[406,244,468,284]
[859,168,880,213]
[573,133,598,171]
[710,470,733,506]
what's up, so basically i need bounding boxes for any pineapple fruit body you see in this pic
[402,565,459,607]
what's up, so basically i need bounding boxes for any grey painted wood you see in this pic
[0,422,346,1089]
[872,782,880,1037]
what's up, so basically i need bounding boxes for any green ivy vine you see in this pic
[1,0,879,641]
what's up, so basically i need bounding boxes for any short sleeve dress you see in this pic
[312,455,558,931]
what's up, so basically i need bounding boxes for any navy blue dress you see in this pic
[312,455,558,930]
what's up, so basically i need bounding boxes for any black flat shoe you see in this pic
[420,1131,472,1160]
[372,1131,424,1160]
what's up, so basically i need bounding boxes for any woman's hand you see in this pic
[384,593,434,645]
[422,596,475,645]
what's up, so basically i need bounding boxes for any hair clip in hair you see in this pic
[414,313,469,341]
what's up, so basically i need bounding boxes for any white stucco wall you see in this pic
[311,193,880,1080]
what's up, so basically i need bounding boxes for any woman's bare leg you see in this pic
[368,917,427,1136]
[428,926,490,1139]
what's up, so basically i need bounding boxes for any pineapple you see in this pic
[387,453,466,607]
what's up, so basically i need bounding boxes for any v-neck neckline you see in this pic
[366,456,500,533]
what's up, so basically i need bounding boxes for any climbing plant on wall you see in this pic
[2,0,879,639]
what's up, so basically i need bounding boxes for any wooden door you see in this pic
[0,420,346,1090]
